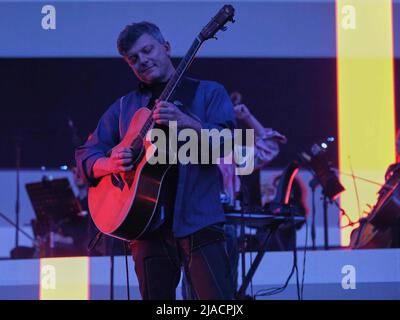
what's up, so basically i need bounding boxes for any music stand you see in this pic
[25,177,83,257]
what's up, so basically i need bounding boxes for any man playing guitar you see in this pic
[75,21,236,299]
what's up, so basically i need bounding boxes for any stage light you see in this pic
[40,257,89,300]
[336,0,396,246]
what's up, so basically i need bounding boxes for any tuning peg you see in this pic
[221,26,227,32]
[213,36,218,40]
[231,18,236,23]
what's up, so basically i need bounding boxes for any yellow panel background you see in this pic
[336,0,396,245]
[40,257,89,300]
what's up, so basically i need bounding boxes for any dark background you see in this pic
[0,57,398,169]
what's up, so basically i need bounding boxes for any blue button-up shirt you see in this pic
[75,79,235,237]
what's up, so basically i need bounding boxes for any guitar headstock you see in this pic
[199,5,235,41]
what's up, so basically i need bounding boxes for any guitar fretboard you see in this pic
[138,36,203,140]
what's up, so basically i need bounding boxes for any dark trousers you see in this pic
[182,224,239,300]
[130,224,235,300]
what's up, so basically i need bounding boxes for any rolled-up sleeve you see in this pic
[75,100,120,186]
[254,128,287,169]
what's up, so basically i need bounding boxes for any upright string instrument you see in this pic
[350,164,400,249]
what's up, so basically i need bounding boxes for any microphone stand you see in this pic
[15,138,22,249]
[87,231,114,299]
[236,190,246,297]
[323,195,329,250]
[306,172,333,250]
[235,175,247,299]
[6,137,36,258]
[0,212,35,243]
[309,178,318,250]
[109,237,115,300]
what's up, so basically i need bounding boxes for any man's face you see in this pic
[125,33,173,84]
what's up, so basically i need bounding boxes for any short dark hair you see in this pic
[117,21,166,57]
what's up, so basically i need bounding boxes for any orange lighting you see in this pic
[336,0,396,246]
[40,257,90,300]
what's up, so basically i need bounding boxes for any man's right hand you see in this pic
[92,147,134,178]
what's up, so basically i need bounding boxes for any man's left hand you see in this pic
[152,100,202,132]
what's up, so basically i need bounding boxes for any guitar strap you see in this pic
[141,76,200,115]
[169,76,200,116]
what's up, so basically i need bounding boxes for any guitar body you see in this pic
[88,107,173,240]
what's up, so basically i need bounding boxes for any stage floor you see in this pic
[0,248,399,300]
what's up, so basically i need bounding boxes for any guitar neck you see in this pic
[160,36,203,102]
[139,36,203,138]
